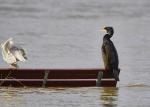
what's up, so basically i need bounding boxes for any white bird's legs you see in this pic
[11,63,19,69]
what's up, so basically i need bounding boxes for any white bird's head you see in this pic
[8,38,14,45]
[0,38,13,46]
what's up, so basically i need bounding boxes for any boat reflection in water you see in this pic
[99,87,119,107]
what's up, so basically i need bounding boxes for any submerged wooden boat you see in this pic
[0,68,119,87]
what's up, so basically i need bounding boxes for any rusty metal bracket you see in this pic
[96,71,103,86]
[42,70,50,88]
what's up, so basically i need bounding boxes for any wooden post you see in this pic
[96,71,103,86]
[42,70,49,88]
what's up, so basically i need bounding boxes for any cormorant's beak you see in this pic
[100,28,107,33]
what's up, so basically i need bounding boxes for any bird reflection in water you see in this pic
[99,87,119,107]
[0,88,23,107]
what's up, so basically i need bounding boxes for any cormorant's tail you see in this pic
[113,69,120,81]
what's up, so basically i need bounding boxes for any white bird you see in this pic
[0,38,27,68]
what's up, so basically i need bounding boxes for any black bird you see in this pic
[101,26,120,81]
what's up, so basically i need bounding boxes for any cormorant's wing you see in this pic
[104,40,118,69]
[102,42,109,68]
[102,39,120,81]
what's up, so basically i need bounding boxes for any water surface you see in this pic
[0,0,150,106]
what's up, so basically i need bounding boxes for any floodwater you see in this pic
[0,0,150,107]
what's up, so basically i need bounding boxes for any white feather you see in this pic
[14,50,26,62]
[1,38,16,64]
[0,38,27,67]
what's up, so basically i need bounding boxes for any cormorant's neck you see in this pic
[108,32,113,36]
[103,34,112,40]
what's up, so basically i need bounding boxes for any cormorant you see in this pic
[101,27,120,81]
[0,38,27,68]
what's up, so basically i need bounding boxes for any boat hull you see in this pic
[0,68,118,87]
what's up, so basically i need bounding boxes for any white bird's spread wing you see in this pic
[14,50,26,62]
[1,38,13,53]
[2,51,16,64]
[1,38,27,66]
[1,38,17,64]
